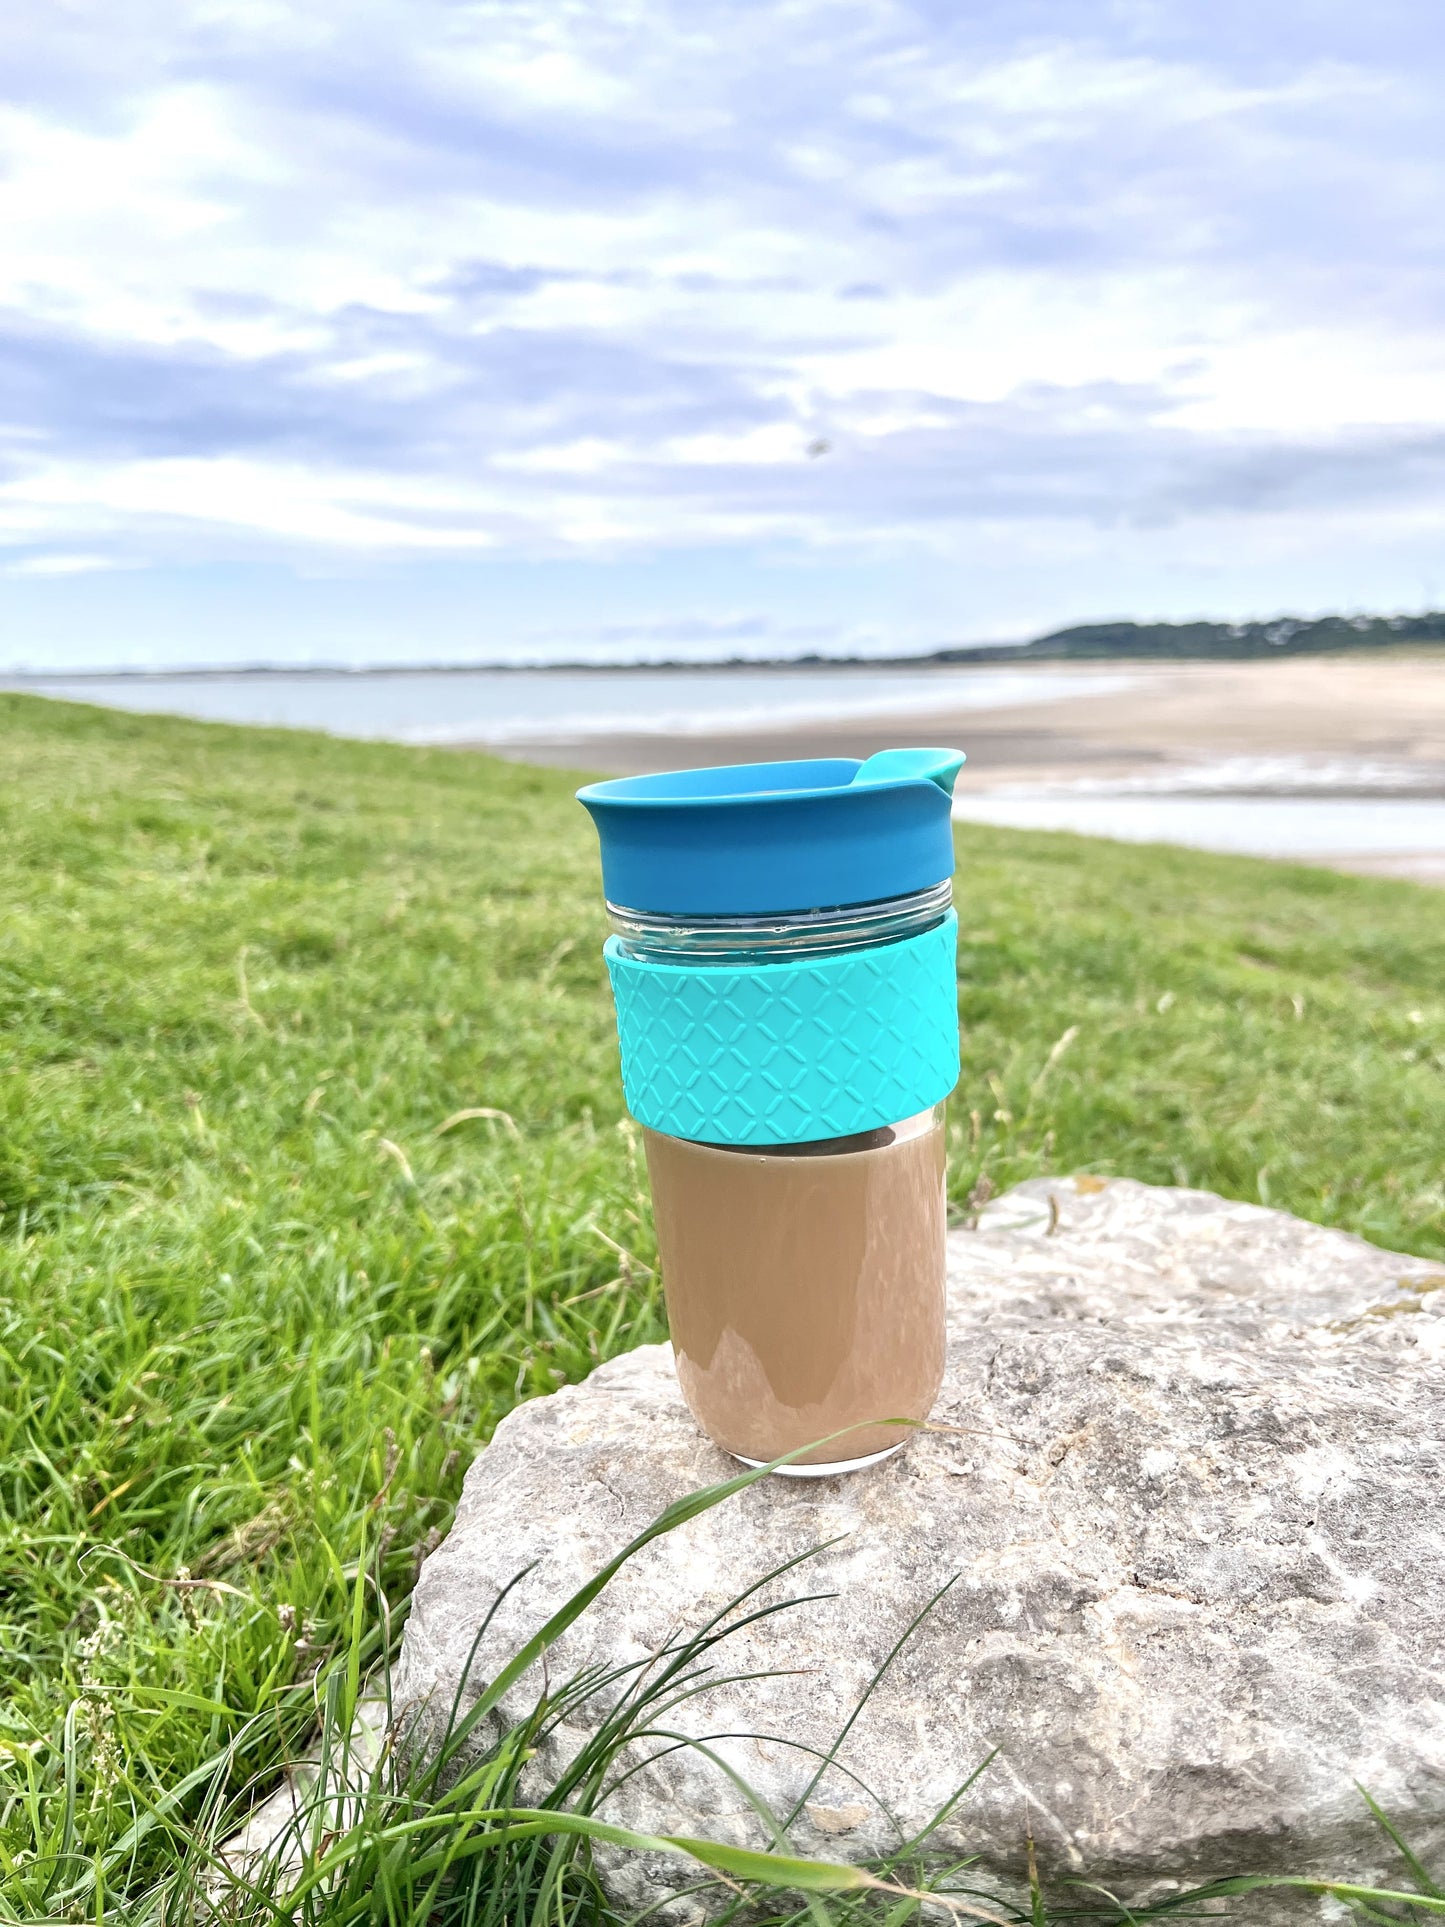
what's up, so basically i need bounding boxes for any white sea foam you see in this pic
[951,752,1445,861]
[975,755,1445,798]
[952,790,1445,858]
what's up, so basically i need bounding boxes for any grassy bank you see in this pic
[2,690,1443,1915]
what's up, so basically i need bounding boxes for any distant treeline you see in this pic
[10,610,1445,682]
[931,610,1445,664]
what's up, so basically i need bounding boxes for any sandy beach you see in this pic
[494,656,1445,884]
[496,657,1445,781]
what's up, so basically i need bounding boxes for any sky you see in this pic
[2,0,1444,668]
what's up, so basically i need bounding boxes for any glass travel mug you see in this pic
[579,748,965,1476]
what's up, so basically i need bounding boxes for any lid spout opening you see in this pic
[850,747,967,796]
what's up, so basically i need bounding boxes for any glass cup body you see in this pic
[612,885,952,1475]
[643,1105,947,1472]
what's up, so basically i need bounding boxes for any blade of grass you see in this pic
[1358,1787,1443,1900]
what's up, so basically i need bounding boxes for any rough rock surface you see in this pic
[395,1178,1445,1918]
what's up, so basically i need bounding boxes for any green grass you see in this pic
[1,690,1443,1920]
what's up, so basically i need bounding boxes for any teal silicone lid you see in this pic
[577,746,965,915]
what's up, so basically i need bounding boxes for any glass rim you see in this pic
[606,878,952,959]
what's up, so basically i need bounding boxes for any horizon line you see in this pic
[0,646,1025,680]
[3,608,1440,681]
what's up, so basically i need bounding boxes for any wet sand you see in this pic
[495,657,1445,780]
[492,656,1445,885]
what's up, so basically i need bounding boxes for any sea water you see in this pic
[3,664,1122,746]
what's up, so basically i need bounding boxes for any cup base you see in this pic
[734,1441,906,1479]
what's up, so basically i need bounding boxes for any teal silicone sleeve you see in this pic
[604,912,959,1145]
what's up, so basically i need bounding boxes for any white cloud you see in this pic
[0,0,1441,641]
[3,551,120,574]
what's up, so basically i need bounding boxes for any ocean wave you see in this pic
[392,669,1135,744]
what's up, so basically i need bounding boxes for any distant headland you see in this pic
[929,610,1445,665]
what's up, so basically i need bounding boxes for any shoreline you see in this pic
[484,658,1445,887]
[482,658,1445,783]
[10,657,1445,884]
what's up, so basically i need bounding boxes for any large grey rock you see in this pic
[394,1178,1445,1919]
